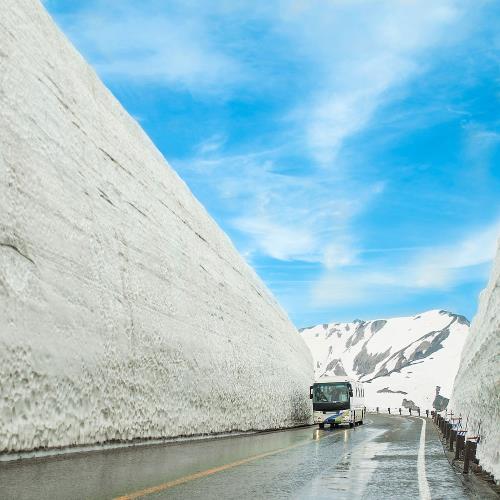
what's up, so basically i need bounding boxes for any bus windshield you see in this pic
[313,383,350,403]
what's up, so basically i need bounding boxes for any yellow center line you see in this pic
[114,429,336,499]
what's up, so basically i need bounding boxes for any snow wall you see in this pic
[449,242,500,479]
[0,0,313,454]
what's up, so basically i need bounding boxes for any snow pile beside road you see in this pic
[0,0,313,454]
[450,243,500,479]
[301,310,469,412]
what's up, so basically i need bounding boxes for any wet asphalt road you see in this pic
[0,414,474,500]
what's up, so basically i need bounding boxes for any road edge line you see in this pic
[418,417,432,500]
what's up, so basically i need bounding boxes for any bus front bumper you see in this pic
[313,410,350,425]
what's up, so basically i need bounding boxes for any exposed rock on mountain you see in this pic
[377,387,407,395]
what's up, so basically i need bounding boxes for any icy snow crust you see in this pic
[301,310,469,412]
[0,0,313,453]
[450,244,500,479]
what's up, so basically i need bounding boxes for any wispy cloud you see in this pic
[313,218,500,307]
[275,1,465,165]
[412,218,500,288]
[56,2,244,93]
[195,134,227,155]
[233,217,317,262]
[463,124,500,178]
[176,145,386,264]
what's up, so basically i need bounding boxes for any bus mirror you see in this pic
[349,389,353,397]
[309,386,313,399]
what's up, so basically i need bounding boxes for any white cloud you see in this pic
[312,218,500,307]
[175,144,386,264]
[59,2,244,93]
[412,219,500,288]
[275,0,464,165]
[195,134,227,155]
[323,241,360,270]
[233,216,317,262]
[463,124,500,178]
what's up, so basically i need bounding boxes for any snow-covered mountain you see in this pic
[300,310,469,412]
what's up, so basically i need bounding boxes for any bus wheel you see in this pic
[349,422,354,428]
[319,423,324,429]
[359,420,364,425]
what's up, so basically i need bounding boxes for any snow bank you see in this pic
[301,310,469,412]
[0,0,313,453]
[449,243,500,479]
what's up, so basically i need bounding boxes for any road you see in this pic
[0,414,476,499]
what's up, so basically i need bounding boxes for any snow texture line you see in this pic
[417,417,431,500]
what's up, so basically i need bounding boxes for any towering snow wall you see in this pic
[0,0,313,453]
[449,243,500,479]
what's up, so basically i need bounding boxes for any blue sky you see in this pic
[44,0,500,327]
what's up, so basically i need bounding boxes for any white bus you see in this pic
[309,376,365,429]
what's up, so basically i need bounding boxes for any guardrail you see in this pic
[433,411,483,475]
[366,406,432,418]
[433,412,499,489]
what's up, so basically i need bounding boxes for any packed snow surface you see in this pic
[301,310,469,412]
[0,0,313,453]
[450,243,500,480]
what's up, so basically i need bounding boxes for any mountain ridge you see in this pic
[298,309,469,332]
